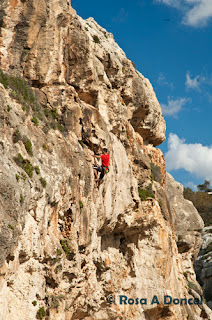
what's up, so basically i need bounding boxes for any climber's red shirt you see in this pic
[101,153,110,168]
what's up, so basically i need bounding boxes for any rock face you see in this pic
[166,173,204,258]
[0,0,165,147]
[0,1,211,319]
[194,226,212,309]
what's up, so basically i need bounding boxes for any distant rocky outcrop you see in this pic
[194,226,212,309]
[183,185,212,309]
[0,0,211,319]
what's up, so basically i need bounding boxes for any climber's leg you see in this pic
[93,166,101,181]
[99,167,105,180]
[94,169,98,181]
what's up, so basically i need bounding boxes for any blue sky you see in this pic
[72,0,212,190]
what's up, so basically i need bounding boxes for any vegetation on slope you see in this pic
[0,69,66,134]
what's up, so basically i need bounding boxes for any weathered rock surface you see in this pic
[194,226,212,309]
[0,0,211,319]
[0,0,165,147]
[166,173,204,258]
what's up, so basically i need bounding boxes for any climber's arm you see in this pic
[93,155,101,159]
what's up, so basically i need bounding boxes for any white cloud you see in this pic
[185,72,201,90]
[184,0,212,27]
[157,73,174,88]
[161,97,189,116]
[155,0,180,8]
[155,0,212,27]
[165,133,212,180]
[185,71,212,100]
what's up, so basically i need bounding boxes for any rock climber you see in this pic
[93,148,110,182]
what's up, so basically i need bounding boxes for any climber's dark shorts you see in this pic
[93,166,105,180]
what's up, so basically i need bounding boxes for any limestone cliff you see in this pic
[0,0,211,319]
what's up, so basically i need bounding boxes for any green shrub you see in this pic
[23,138,33,156]
[85,27,88,31]
[57,124,65,132]
[60,239,74,260]
[92,35,100,44]
[7,105,12,112]
[53,258,58,265]
[32,300,37,306]
[50,109,58,120]
[0,70,41,118]
[56,248,62,256]
[79,200,83,208]
[0,69,68,136]
[21,172,27,180]
[14,153,24,166]
[16,174,20,182]
[0,69,36,106]
[50,120,57,130]
[13,131,33,156]
[10,76,36,105]
[9,90,17,99]
[0,69,9,88]
[32,116,39,126]
[34,166,40,175]
[8,224,14,230]
[20,194,24,204]
[12,129,22,143]
[42,144,47,150]
[22,159,34,177]
[36,111,43,121]
[40,177,47,187]
[14,153,34,178]
[36,307,46,319]
[138,184,155,201]
[60,239,69,256]
[44,108,50,118]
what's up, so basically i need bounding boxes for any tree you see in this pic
[197,180,212,193]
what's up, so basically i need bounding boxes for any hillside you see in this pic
[184,187,212,227]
